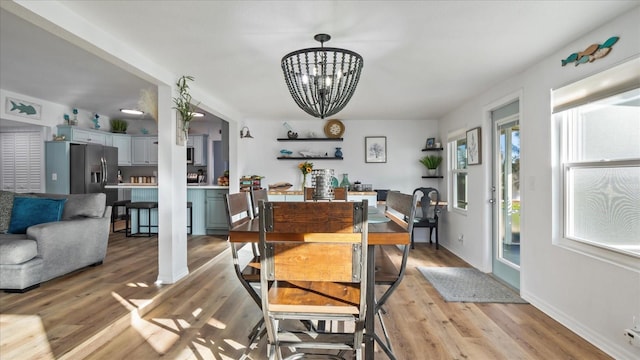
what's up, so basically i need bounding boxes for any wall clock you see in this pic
[324,119,345,138]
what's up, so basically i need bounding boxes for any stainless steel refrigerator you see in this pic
[70,144,118,206]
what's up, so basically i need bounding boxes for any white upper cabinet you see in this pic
[131,136,158,165]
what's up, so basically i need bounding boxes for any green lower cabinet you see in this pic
[206,189,229,234]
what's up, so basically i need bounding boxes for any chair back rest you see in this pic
[250,188,269,218]
[385,191,418,234]
[224,192,252,228]
[259,200,368,284]
[304,187,348,201]
[412,187,440,220]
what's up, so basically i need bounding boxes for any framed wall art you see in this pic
[466,127,482,165]
[426,137,435,148]
[5,97,41,120]
[365,136,386,163]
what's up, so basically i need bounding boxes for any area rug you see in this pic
[417,267,528,303]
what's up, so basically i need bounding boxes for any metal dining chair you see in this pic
[250,188,269,219]
[224,192,263,350]
[412,187,441,249]
[304,187,347,201]
[374,190,418,359]
[258,200,368,360]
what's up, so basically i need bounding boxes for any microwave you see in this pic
[186,147,194,164]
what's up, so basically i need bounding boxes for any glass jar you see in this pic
[340,173,350,189]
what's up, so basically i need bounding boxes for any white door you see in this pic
[491,102,521,290]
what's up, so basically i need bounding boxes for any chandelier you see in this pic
[281,34,363,119]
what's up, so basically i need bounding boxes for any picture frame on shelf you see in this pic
[426,137,435,148]
[466,127,482,165]
[365,136,387,163]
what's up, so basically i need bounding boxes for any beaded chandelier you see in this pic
[281,34,363,119]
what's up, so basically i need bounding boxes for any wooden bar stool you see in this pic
[187,201,193,235]
[111,200,131,232]
[125,201,158,237]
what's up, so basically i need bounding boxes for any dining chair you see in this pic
[250,187,269,218]
[258,200,368,360]
[304,187,347,201]
[412,187,441,249]
[374,190,417,359]
[224,192,263,347]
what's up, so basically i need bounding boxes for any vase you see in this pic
[302,173,308,191]
[428,169,437,176]
[334,147,343,158]
[340,173,350,189]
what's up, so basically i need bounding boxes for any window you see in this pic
[556,87,640,258]
[448,134,467,211]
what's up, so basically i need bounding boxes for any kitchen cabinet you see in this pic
[131,136,158,165]
[187,134,208,166]
[57,125,108,145]
[111,133,132,166]
[44,141,71,194]
[205,189,228,234]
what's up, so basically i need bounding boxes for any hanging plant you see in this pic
[172,75,200,142]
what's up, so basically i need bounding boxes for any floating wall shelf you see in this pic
[277,156,343,160]
[277,138,343,141]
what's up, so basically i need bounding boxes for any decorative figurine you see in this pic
[92,113,100,129]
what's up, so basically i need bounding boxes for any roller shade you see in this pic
[552,57,640,113]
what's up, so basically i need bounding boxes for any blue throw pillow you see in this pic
[8,197,66,234]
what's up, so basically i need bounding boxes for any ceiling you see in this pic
[1,1,638,128]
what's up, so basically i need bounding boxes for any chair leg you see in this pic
[375,306,396,360]
[410,229,415,249]
[435,225,439,250]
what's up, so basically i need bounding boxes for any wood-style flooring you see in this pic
[0,226,611,359]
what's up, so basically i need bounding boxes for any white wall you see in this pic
[438,7,640,359]
[237,118,441,195]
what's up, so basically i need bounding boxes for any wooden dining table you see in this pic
[229,204,409,358]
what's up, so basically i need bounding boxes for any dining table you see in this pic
[228,203,409,358]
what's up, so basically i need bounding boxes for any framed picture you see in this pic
[426,138,435,148]
[466,127,482,165]
[5,97,41,120]
[365,136,387,163]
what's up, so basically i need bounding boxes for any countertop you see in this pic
[267,190,377,196]
[106,184,229,190]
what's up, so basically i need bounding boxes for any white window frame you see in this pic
[554,84,640,272]
[448,131,468,214]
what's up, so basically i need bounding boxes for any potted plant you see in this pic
[172,75,200,143]
[419,155,443,176]
[110,119,128,133]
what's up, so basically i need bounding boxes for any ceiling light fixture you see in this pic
[281,33,363,119]
[120,109,144,115]
[190,112,205,118]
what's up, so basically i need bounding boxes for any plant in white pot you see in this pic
[419,155,443,176]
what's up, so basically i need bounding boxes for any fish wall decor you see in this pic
[561,36,619,67]
[5,97,42,120]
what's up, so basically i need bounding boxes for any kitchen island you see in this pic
[106,184,229,235]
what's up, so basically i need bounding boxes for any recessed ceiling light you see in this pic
[191,112,205,117]
[120,109,144,115]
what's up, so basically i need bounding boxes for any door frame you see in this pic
[481,90,524,284]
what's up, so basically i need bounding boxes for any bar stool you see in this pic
[125,201,158,237]
[187,201,193,235]
[111,200,131,232]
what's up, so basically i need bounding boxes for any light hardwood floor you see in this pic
[0,227,611,359]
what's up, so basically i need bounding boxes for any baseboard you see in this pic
[522,290,639,360]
